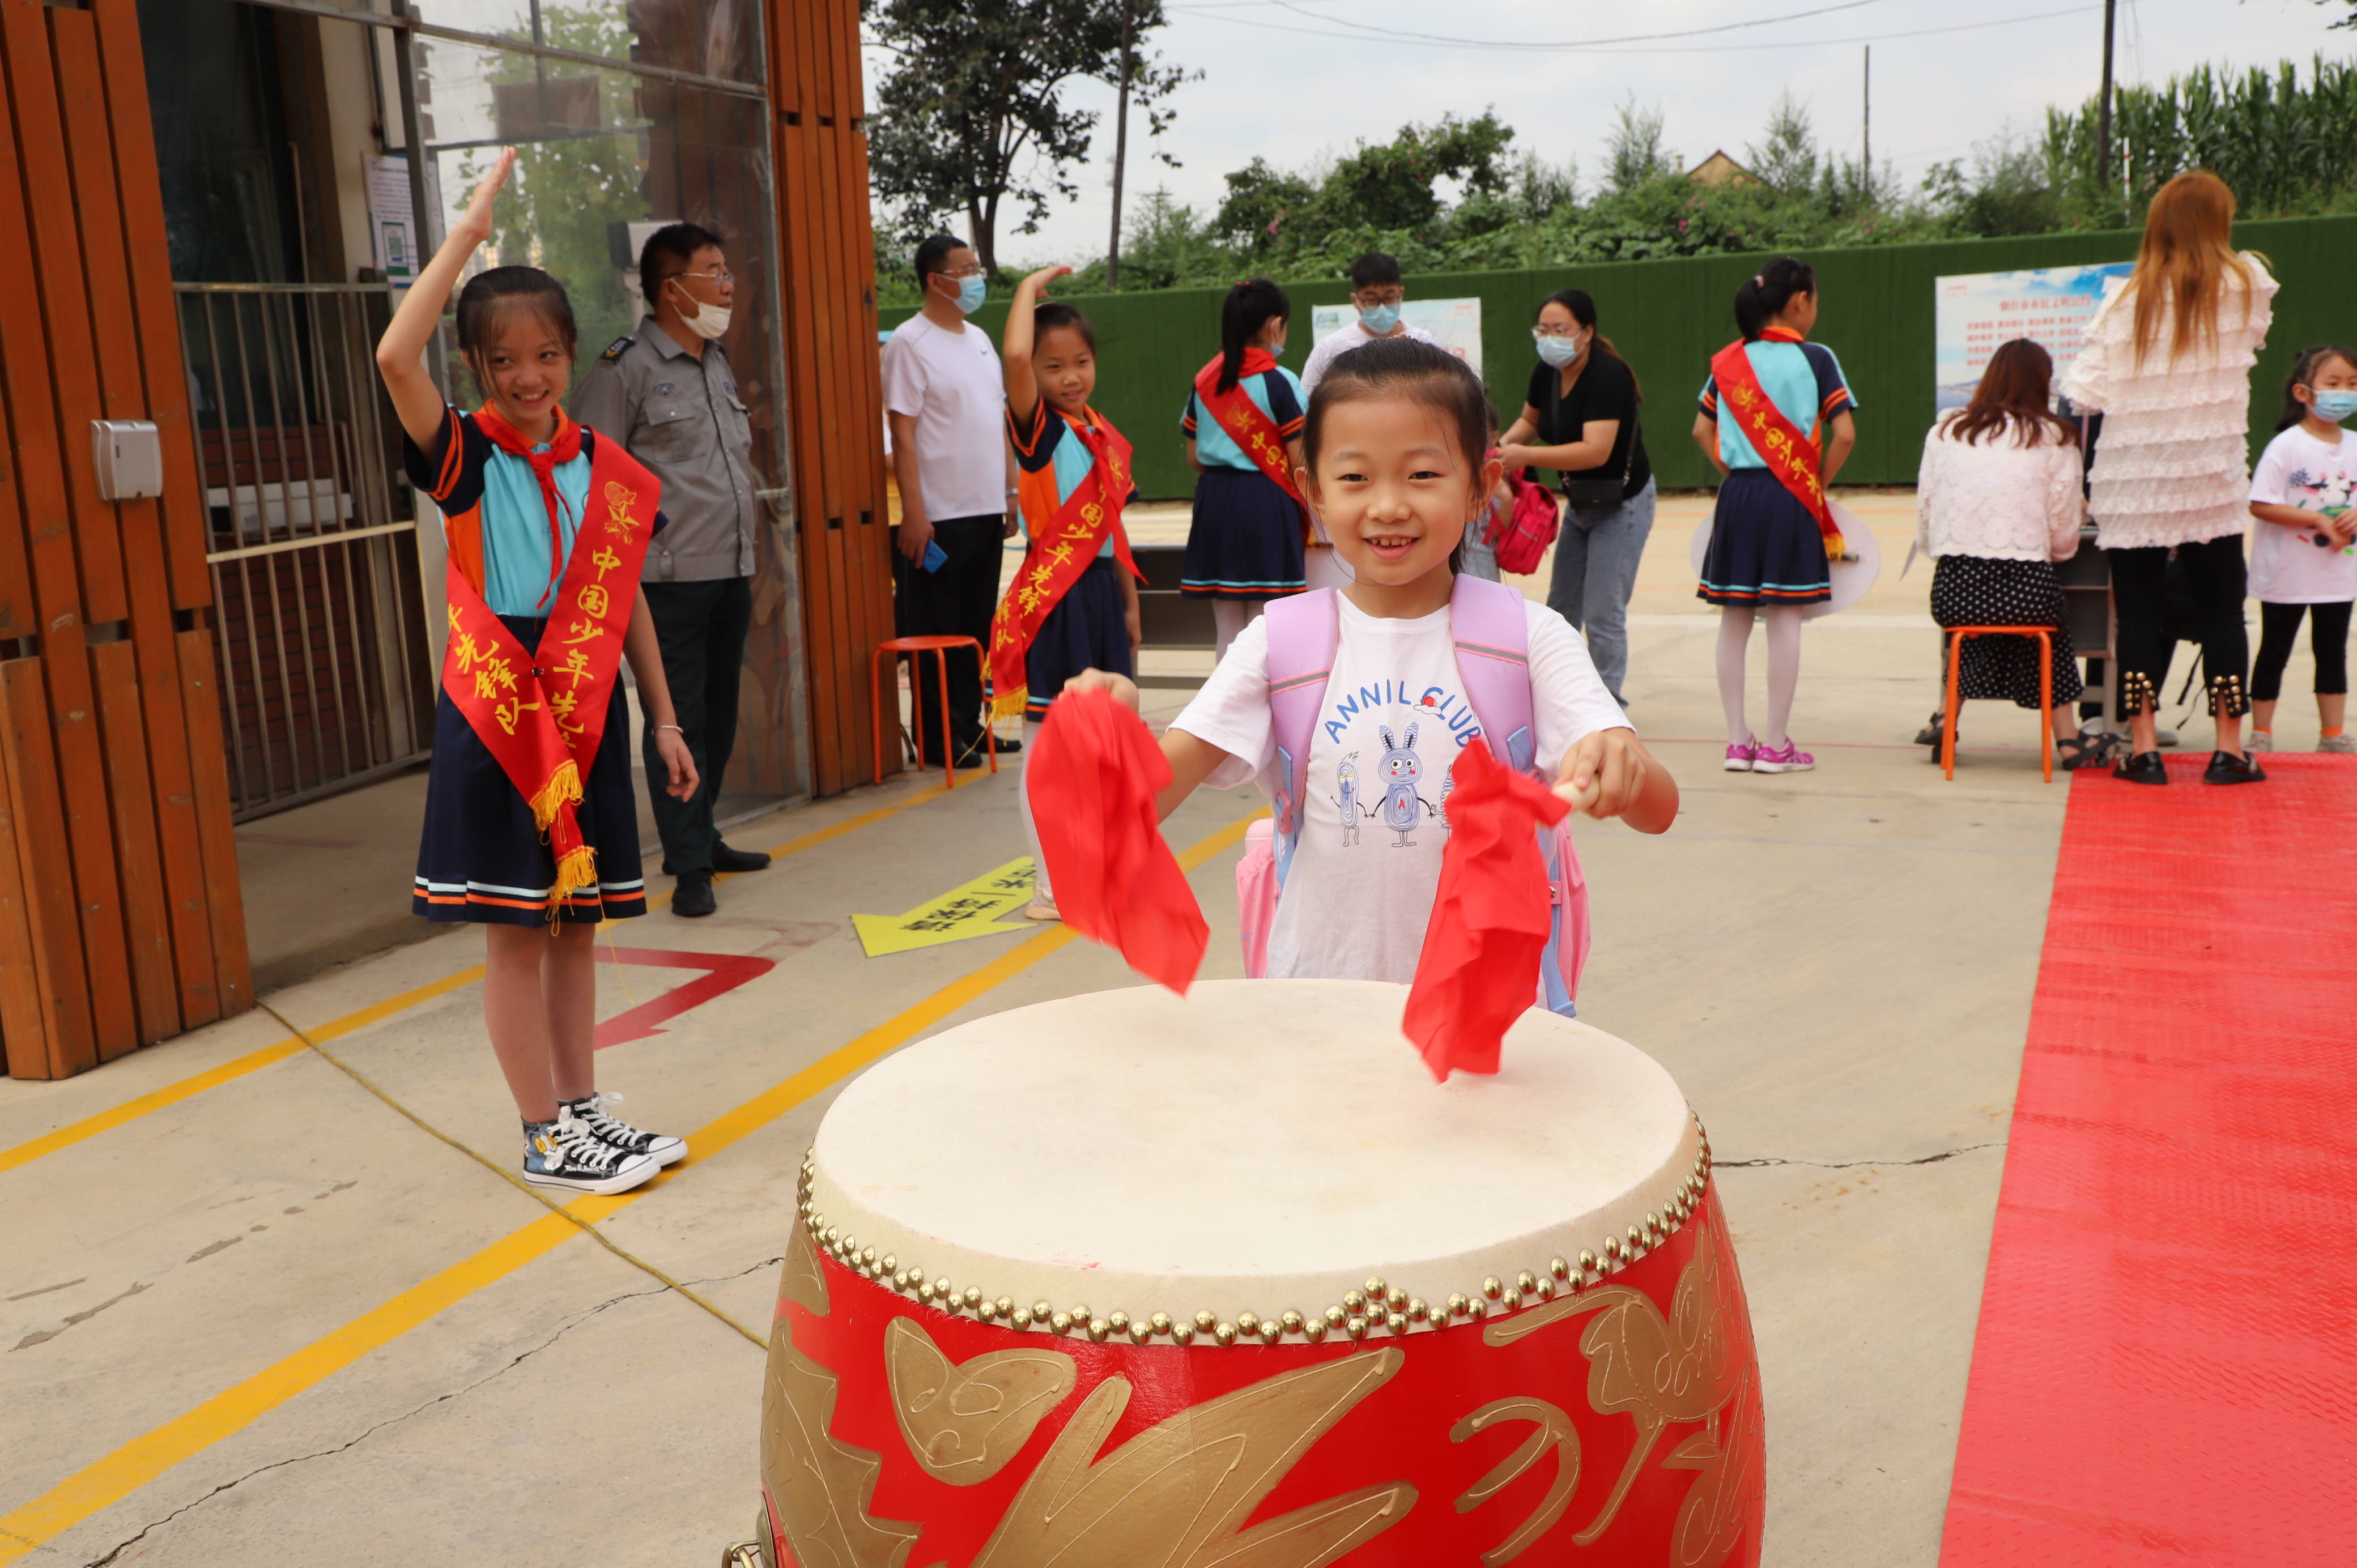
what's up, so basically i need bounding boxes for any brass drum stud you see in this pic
[892,1271,910,1290]
[1032,1300,1052,1320]
[1466,1298,1487,1319]
[1345,1316,1368,1340]
[1050,1311,1072,1334]
[1445,1293,1469,1316]
[1516,1271,1538,1293]
[1534,1277,1554,1299]
[963,1286,983,1309]
[1406,1297,1428,1321]
[1385,1287,1406,1311]
[1069,1303,1090,1324]
[1173,1322,1195,1344]
[1500,1288,1522,1310]
[1214,1322,1238,1346]
[1088,1319,1110,1343]
[1343,1290,1367,1314]
[1195,1310,1218,1331]
[1148,1313,1173,1336]
[1260,1319,1283,1343]
[1304,1318,1328,1343]
[917,1281,935,1301]
[1324,1305,1348,1328]
[1236,1312,1260,1334]
[1365,1276,1387,1297]
[1130,1322,1153,1345]
[1550,1256,1570,1279]
[1385,1311,1407,1333]
[1107,1311,1130,1333]
[881,1254,897,1273]
[1482,1277,1504,1299]
[1280,1310,1305,1333]
[1580,1249,1598,1274]
[1010,1306,1033,1328]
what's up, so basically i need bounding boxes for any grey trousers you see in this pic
[1545,478,1655,703]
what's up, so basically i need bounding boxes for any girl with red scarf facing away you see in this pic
[374,148,699,1198]
[1181,279,1311,659]
[990,266,1145,922]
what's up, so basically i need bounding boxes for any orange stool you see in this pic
[1941,625,2053,782]
[872,636,997,788]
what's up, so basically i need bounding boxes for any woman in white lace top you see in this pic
[1916,339,2109,769]
[2059,170,2275,785]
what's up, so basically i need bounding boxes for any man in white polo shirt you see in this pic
[882,233,1019,766]
[1299,250,1440,394]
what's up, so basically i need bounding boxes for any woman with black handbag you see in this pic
[1499,288,1654,705]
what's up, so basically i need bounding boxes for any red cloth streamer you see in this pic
[474,403,583,611]
[1402,736,1571,1081]
[1028,687,1209,995]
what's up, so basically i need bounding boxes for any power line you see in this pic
[1171,1,2103,54]
[1201,0,1896,50]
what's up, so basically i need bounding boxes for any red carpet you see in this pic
[1941,755,2357,1564]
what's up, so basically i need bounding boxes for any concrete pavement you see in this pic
[3,489,2300,1566]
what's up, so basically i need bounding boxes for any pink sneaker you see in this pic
[1751,738,1815,773]
[1723,735,1759,772]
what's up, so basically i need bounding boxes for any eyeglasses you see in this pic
[936,265,986,280]
[667,267,734,286]
[1352,288,1404,306]
[1531,326,1582,339]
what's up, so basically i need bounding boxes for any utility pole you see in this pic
[2095,0,2117,191]
[1105,0,1136,289]
[1861,45,1870,195]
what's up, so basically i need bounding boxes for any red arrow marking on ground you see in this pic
[594,948,776,1050]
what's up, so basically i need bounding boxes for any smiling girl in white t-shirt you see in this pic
[1065,338,1678,985]
[2248,343,2357,753]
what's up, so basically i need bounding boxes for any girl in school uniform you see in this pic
[375,150,699,1197]
[1691,257,1859,774]
[991,266,1144,922]
[1181,279,1310,659]
[2247,343,2357,753]
[1067,337,1678,986]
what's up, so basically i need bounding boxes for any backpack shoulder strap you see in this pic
[1450,576,1537,774]
[1261,588,1339,846]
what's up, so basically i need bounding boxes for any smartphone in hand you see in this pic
[922,540,948,573]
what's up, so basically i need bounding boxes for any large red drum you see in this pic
[754,979,1763,1567]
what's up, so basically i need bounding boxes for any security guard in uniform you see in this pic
[572,222,771,918]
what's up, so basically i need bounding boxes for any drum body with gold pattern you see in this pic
[757,979,1763,1567]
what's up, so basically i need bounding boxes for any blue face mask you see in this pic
[1358,302,1402,335]
[2311,389,2357,424]
[1535,334,1585,369]
[954,274,987,314]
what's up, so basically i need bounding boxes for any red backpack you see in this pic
[1490,467,1561,576]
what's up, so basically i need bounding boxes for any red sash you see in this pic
[1193,348,1309,544]
[989,408,1141,719]
[443,428,660,914]
[1709,327,1840,544]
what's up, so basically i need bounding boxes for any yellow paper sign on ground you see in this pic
[853,857,1039,956]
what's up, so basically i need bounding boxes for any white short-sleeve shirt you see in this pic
[882,313,1006,522]
[2248,423,2357,603]
[1171,594,1629,985]
[1299,321,1442,397]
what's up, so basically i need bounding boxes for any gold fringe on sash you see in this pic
[526,759,583,833]
[549,842,599,915]
[990,687,1029,721]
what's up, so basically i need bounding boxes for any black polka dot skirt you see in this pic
[1930,554,2084,710]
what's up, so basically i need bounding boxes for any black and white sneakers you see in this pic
[559,1092,687,1166]
[524,1109,662,1195]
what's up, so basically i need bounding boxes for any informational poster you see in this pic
[1309,296,1483,378]
[367,154,416,284]
[1934,262,2130,408]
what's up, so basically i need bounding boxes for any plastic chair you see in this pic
[1941,625,2053,782]
[871,636,996,788]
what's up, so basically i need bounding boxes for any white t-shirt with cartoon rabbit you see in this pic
[2248,424,2357,603]
[1172,594,1629,985]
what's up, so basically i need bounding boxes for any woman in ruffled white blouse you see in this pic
[2060,170,2275,785]
[1916,339,2111,770]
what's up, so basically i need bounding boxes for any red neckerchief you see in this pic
[474,404,583,610]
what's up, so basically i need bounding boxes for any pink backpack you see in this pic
[1234,576,1592,1016]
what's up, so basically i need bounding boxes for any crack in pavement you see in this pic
[13,1281,152,1352]
[1714,1140,2007,1170]
[679,1255,784,1292]
[83,1282,673,1566]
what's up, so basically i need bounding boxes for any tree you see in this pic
[865,0,1188,272]
[1603,98,1675,193]
[1745,93,1819,195]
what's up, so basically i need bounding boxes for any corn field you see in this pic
[2044,56,2357,222]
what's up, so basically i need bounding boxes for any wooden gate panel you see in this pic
[0,658,95,1076]
[177,629,248,1021]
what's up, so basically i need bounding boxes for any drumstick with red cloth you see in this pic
[1402,736,1572,1082]
[1027,687,1209,995]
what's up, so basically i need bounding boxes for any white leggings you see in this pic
[1717,604,1805,748]
[1212,600,1265,662]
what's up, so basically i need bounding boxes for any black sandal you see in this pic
[2055,733,2117,772]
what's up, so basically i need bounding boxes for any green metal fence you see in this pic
[879,215,2357,501]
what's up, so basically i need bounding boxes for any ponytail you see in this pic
[1219,278,1290,394]
[1733,257,1816,342]
[2279,343,2357,432]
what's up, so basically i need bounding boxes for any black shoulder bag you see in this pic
[1549,363,1633,508]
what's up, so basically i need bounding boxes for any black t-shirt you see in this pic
[1524,351,1650,500]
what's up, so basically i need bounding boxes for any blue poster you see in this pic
[1934,263,2131,410]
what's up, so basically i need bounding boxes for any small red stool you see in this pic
[872,636,997,788]
[1941,625,2053,782]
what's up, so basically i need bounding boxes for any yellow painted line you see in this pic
[0,778,961,1175]
[0,810,1256,1562]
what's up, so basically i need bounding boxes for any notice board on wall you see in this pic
[1934,263,2131,410]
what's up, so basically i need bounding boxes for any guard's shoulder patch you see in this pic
[599,334,635,363]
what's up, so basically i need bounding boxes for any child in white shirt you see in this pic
[1066,338,1677,985]
[2248,343,2357,753]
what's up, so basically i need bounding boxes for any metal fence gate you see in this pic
[180,282,434,819]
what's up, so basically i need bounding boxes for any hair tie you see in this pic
[1751,274,1764,288]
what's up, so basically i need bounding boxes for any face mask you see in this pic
[1358,302,1401,335]
[2311,389,2357,424]
[669,281,731,341]
[954,275,988,315]
[1535,334,1584,369]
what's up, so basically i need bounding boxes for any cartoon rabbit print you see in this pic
[1333,752,1361,846]
[1379,724,1422,847]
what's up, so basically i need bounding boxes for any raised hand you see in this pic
[457,147,516,246]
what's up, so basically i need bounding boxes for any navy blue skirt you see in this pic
[1024,557,1133,722]
[414,613,648,926]
[1698,468,1832,607]
[1182,466,1306,600]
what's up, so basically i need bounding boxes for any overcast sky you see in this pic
[864,0,2350,266]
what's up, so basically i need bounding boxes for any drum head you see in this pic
[1690,498,1878,619]
[807,979,1700,1326]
